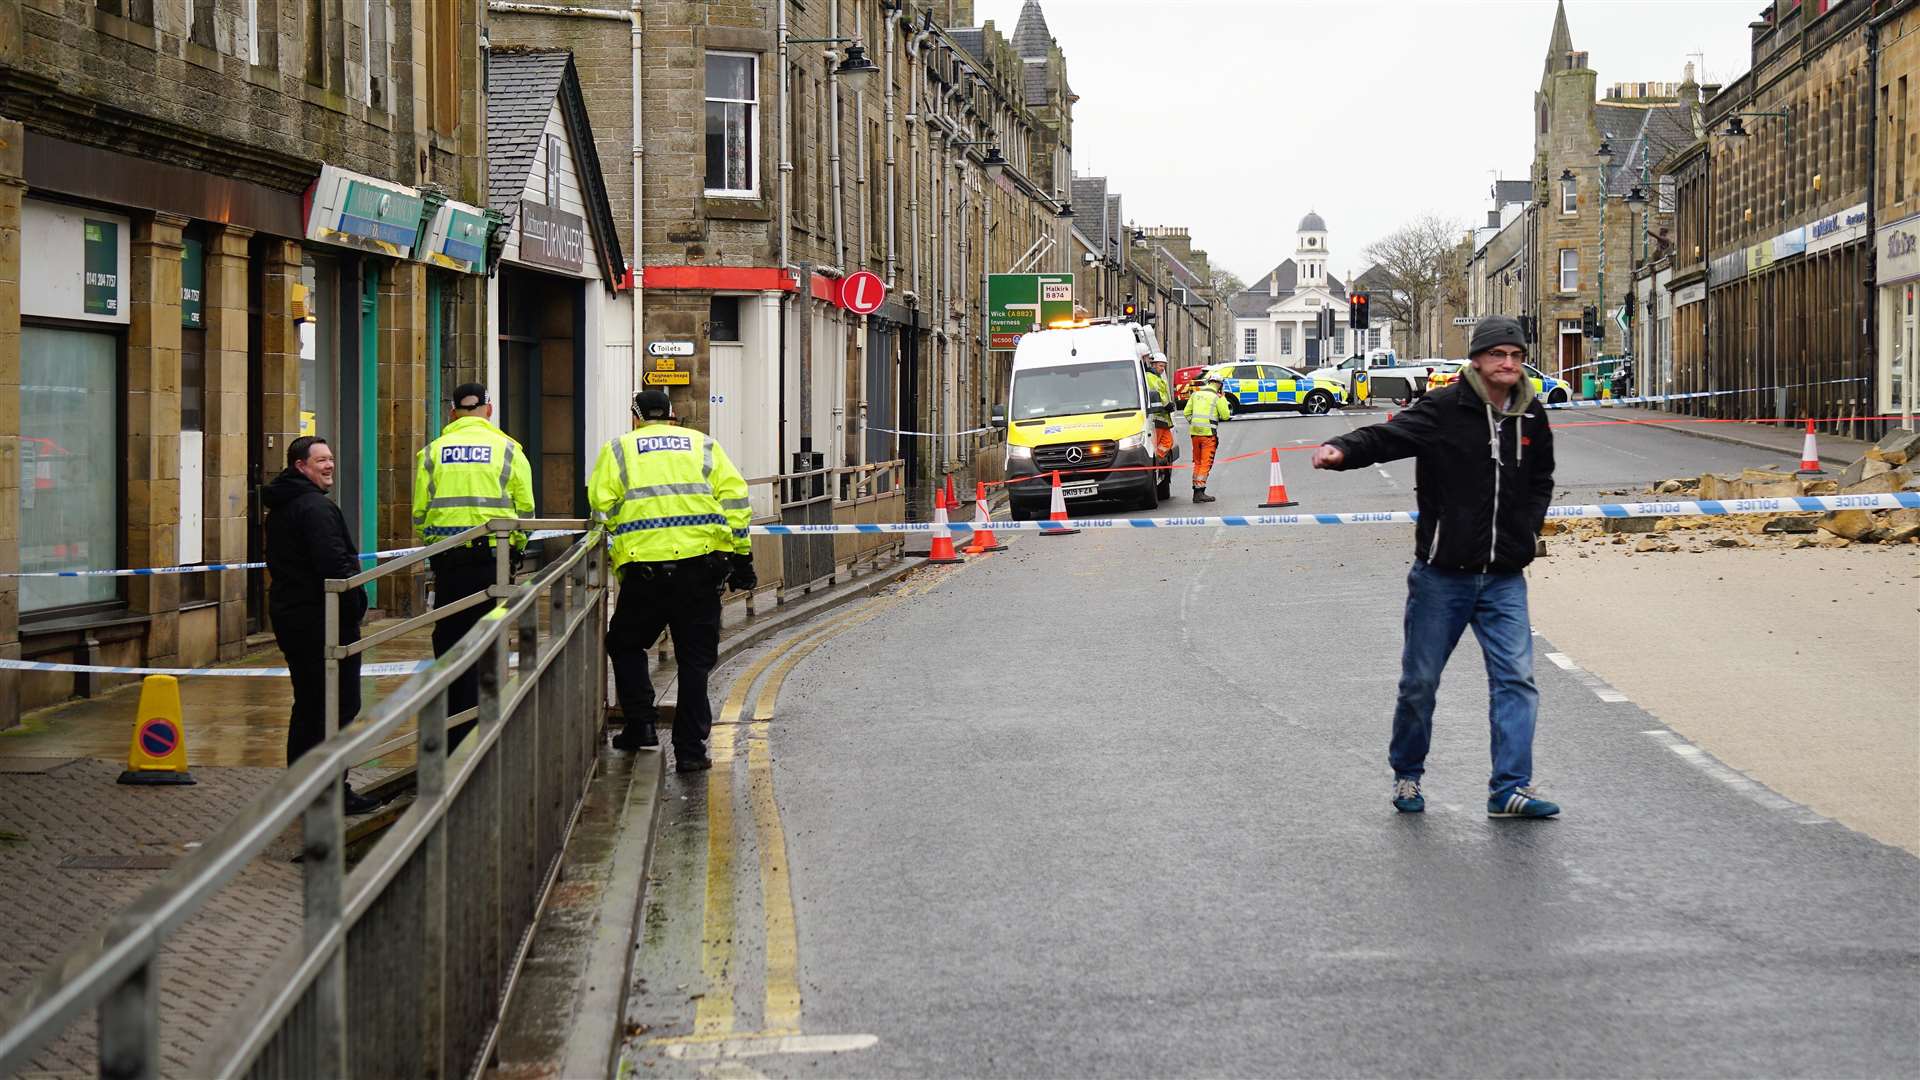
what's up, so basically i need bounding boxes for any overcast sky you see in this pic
[972,0,1760,286]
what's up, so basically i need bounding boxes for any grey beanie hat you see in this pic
[1469,316,1527,357]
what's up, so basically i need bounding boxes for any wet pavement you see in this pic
[619,404,1920,1078]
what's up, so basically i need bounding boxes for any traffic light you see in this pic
[1349,291,1371,330]
[1582,305,1600,339]
[1519,315,1537,343]
[1122,298,1138,319]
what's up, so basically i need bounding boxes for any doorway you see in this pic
[1557,319,1583,380]
[497,265,585,516]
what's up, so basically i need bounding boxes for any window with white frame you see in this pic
[705,52,759,195]
[1561,177,1577,214]
[1242,327,1258,357]
[1368,328,1381,349]
[1559,248,1578,292]
[1279,326,1293,354]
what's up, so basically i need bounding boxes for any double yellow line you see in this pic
[686,576,940,1042]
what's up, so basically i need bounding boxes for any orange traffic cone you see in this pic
[1040,471,1079,536]
[1258,447,1298,508]
[926,483,964,564]
[1797,418,1826,476]
[963,482,1006,553]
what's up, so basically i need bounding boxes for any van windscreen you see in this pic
[1010,361,1140,420]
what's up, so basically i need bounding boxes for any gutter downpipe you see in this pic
[631,0,643,405]
[885,10,899,285]
[778,0,792,470]
[829,0,848,270]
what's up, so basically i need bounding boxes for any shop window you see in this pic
[706,52,760,196]
[20,327,121,615]
[709,296,742,342]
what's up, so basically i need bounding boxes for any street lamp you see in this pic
[950,140,1006,182]
[786,35,879,89]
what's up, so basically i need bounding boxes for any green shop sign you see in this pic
[987,273,1075,351]
[181,236,204,328]
[83,218,119,316]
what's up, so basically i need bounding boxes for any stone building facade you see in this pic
[0,0,490,725]
[1530,1,1692,381]
[1658,0,1877,433]
[1874,0,1920,424]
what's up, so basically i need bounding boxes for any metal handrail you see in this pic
[0,524,611,1079]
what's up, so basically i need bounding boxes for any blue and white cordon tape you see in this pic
[0,658,432,678]
[750,492,1919,535]
[0,529,585,579]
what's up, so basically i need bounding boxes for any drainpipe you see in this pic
[631,0,643,399]
[829,0,848,270]
[778,0,792,467]
[884,9,898,284]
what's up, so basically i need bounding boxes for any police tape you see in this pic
[0,658,432,678]
[861,423,997,437]
[1541,375,1864,411]
[0,529,586,580]
[748,492,1920,535]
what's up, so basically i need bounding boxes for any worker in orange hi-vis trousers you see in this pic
[1183,374,1230,503]
[1145,356,1176,465]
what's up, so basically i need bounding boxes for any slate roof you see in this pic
[1070,176,1109,249]
[1013,1,1053,58]
[1023,59,1051,106]
[486,47,627,285]
[950,28,988,63]
[1594,103,1695,196]
[1230,261,1345,319]
[487,48,572,217]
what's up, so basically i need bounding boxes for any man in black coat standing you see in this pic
[264,435,379,814]
[1312,316,1561,820]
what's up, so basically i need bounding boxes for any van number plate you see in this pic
[1061,482,1098,499]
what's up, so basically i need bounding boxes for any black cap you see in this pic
[451,382,488,410]
[1468,316,1528,358]
[632,390,673,420]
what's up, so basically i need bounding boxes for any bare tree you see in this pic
[1363,215,1464,357]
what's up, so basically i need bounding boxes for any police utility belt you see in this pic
[620,551,729,582]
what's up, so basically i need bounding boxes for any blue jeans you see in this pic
[1390,560,1538,798]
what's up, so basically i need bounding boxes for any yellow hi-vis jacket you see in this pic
[413,416,536,545]
[1184,386,1229,437]
[588,422,752,568]
[1145,371,1173,427]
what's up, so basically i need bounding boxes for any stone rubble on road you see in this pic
[1546,433,1920,555]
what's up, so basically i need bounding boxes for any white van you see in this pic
[991,320,1172,518]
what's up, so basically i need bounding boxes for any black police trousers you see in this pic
[607,555,725,760]
[274,607,362,767]
[430,545,499,745]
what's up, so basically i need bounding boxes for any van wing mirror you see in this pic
[990,404,1007,428]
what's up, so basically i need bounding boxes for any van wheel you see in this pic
[1156,472,1172,500]
[1303,390,1334,415]
[1010,501,1037,521]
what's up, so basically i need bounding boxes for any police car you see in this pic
[1424,362,1572,405]
[1200,362,1354,417]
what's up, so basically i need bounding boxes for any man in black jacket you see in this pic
[1312,316,1561,820]
[264,436,379,815]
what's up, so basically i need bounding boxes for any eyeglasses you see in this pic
[1482,348,1526,361]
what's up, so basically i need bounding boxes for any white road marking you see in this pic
[1541,650,1630,702]
[1641,730,1831,825]
[664,1034,882,1061]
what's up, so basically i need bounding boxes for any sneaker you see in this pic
[1392,778,1425,813]
[1488,786,1560,819]
[675,755,713,774]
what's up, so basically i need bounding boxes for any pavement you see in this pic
[0,552,903,1079]
[1547,404,1875,466]
[617,403,1920,1078]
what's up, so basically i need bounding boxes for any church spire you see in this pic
[1013,0,1053,60]
[1543,0,1573,79]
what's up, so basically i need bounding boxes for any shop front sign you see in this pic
[1878,214,1920,285]
[22,199,130,325]
[418,199,490,274]
[518,199,585,273]
[304,164,424,258]
[1806,202,1868,256]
